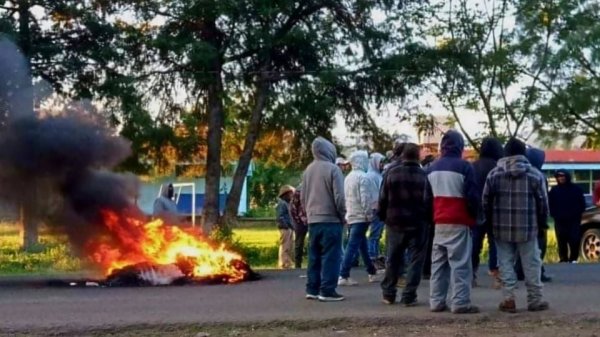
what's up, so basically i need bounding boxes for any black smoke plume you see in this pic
[0,37,138,259]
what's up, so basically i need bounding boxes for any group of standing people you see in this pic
[274,130,587,313]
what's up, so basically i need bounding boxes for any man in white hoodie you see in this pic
[338,150,381,286]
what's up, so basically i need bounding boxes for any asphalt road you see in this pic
[1,263,599,332]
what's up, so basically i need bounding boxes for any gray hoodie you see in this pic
[301,137,346,224]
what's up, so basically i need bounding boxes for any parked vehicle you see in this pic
[580,206,600,262]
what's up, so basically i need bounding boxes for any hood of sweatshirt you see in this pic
[497,155,532,178]
[311,137,337,163]
[349,150,369,172]
[440,130,464,158]
[480,137,504,161]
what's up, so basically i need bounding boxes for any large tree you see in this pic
[95,0,430,231]
[421,0,600,149]
[0,0,119,249]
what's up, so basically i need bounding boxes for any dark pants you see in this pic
[340,222,377,278]
[422,223,435,277]
[306,223,343,297]
[555,220,581,262]
[516,228,548,279]
[472,224,498,277]
[381,227,427,302]
[294,224,308,269]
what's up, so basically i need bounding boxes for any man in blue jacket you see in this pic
[427,130,480,314]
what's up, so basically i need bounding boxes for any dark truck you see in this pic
[581,206,600,262]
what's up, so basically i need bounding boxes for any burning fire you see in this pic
[85,210,248,284]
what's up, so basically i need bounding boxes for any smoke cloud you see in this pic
[0,37,139,260]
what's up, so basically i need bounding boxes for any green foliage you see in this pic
[248,162,302,210]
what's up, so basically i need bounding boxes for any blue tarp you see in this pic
[176,194,227,215]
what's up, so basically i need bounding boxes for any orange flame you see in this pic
[85,210,246,283]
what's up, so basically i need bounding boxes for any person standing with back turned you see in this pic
[427,130,480,314]
[483,138,549,313]
[301,137,347,302]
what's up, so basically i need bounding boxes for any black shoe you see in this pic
[452,305,480,314]
[431,304,448,312]
[400,298,418,307]
[541,275,553,283]
[318,293,345,302]
[528,301,549,312]
[382,297,395,305]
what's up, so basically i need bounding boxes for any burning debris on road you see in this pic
[0,38,259,287]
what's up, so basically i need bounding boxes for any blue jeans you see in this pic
[306,223,343,297]
[368,213,385,259]
[430,225,473,311]
[496,239,543,305]
[340,222,377,278]
[472,224,498,276]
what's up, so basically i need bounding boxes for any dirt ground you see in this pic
[5,316,600,337]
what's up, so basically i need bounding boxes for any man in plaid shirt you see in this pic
[483,138,549,313]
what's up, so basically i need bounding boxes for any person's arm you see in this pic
[424,177,434,227]
[548,188,556,219]
[463,163,480,219]
[276,202,289,229]
[482,175,493,227]
[536,175,550,224]
[332,167,347,223]
[290,193,302,226]
[378,174,389,222]
[359,176,371,221]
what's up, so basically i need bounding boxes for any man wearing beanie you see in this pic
[427,130,480,314]
[483,137,549,313]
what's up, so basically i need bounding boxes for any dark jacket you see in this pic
[549,170,586,223]
[526,147,549,229]
[473,138,503,225]
[276,198,294,230]
[378,161,433,231]
[427,130,479,226]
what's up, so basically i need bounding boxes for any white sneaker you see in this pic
[338,277,358,286]
[368,274,382,283]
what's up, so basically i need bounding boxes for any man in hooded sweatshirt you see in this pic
[366,152,386,266]
[301,137,346,302]
[338,150,380,286]
[483,138,549,313]
[427,130,480,314]
[153,183,181,225]
[471,137,503,288]
[549,169,586,263]
[515,147,552,282]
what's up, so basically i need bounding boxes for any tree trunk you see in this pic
[17,1,38,249]
[202,75,225,234]
[223,79,270,224]
[20,204,38,251]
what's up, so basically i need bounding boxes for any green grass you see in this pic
[0,221,564,275]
